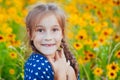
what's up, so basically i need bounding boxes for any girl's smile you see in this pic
[41,44,56,47]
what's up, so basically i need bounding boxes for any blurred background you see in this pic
[0,0,120,80]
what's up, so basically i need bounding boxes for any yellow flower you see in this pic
[101,28,113,37]
[64,3,78,14]
[7,7,17,15]
[78,17,87,27]
[110,17,119,27]
[107,62,119,72]
[89,19,96,27]
[93,67,103,76]
[8,40,21,47]
[0,0,2,3]
[6,34,16,41]
[1,23,12,34]
[0,13,6,23]
[76,30,87,41]
[113,34,120,42]
[73,42,83,50]
[101,21,108,27]
[115,50,120,59]
[28,0,37,4]
[96,10,103,19]
[78,57,84,65]
[13,0,24,9]
[86,52,96,59]
[9,52,17,59]
[94,24,102,33]
[9,69,15,75]
[83,56,90,63]
[13,40,21,47]
[82,12,92,20]
[98,35,106,45]
[5,0,12,6]
[0,34,5,43]
[68,13,80,25]
[107,71,117,79]
[84,39,92,45]
[92,40,99,48]
[66,31,73,39]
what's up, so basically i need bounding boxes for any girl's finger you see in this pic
[55,51,60,60]
[67,60,70,66]
[60,49,65,58]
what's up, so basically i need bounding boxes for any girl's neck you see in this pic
[46,53,56,61]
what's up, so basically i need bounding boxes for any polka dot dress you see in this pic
[24,52,80,80]
[24,52,54,80]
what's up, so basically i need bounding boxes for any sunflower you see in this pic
[93,67,103,76]
[115,50,120,58]
[107,62,119,72]
[107,71,117,79]
[9,69,15,75]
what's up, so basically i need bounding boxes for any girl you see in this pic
[24,3,80,80]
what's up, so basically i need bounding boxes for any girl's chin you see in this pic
[39,49,57,55]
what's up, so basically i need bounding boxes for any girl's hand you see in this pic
[67,66,77,80]
[48,49,69,80]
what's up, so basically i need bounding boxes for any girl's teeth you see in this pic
[42,44,55,47]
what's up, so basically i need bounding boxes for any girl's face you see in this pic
[31,14,63,56]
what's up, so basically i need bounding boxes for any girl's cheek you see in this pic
[34,33,43,39]
[54,33,63,40]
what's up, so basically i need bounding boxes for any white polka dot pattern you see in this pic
[24,52,54,80]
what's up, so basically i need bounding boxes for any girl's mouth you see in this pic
[41,44,56,47]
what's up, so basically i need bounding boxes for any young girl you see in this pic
[24,3,80,80]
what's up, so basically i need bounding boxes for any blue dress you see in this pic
[24,52,80,80]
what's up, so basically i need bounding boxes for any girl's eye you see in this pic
[53,28,59,32]
[38,29,44,32]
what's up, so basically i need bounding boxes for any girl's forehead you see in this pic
[36,12,53,20]
[35,14,59,26]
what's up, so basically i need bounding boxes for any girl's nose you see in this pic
[44,33,53,41]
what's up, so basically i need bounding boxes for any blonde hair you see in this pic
[25,3,79,77]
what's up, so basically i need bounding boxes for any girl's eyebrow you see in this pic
[36,24,60,28]
[35,24,44,27]
[52,25,60,27]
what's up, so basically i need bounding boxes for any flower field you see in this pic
[0,0,120,80]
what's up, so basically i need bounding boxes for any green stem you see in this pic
[12,46,25,62]
[81,64,90,80]
[68,40,90,80]
[108,42,120,64]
